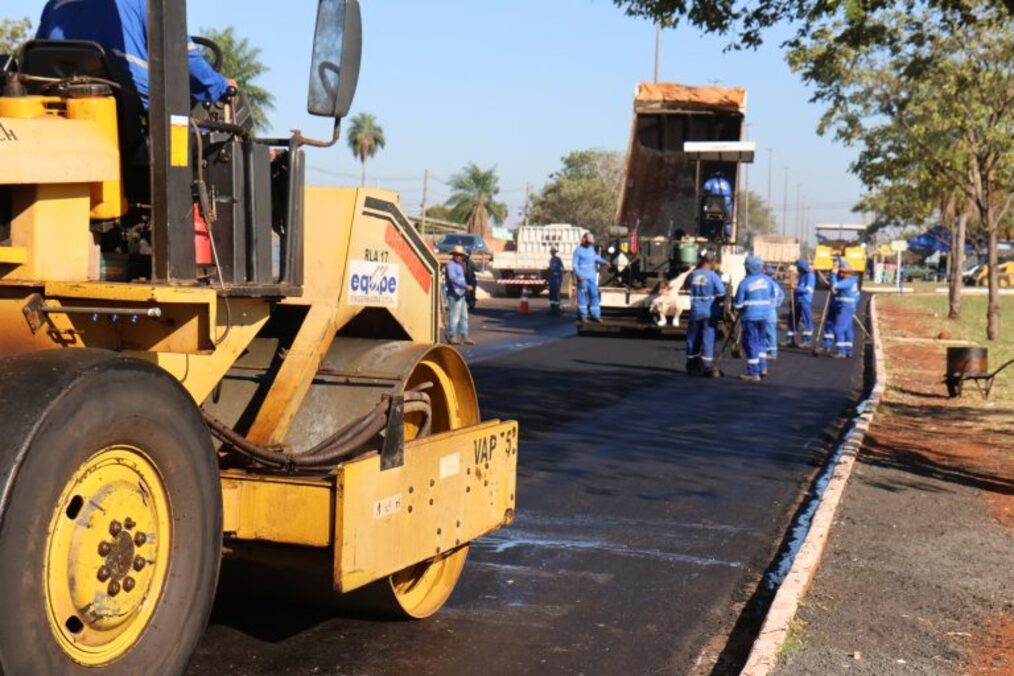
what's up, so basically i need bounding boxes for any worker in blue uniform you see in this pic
[547,247,564,315]
[683,252,726,377]
[764,266,785,364]
[820,256,846,352]
[703,171,734,239]
[788,258,816,347]
[830,262,861,358]
[734,256,773,382]
[37,0,231,107]
[573,233,610,323]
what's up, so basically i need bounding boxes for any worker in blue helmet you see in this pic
[830,261,861,358]
[683,251,726,377]
[763,265,785,366]
[573,233,610,323]
[734,256,773,382]
[547,247,564,315]
[788,258,816,347]
[703,171,734,239]
[820,256,846,352]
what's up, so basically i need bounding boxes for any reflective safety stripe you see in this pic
[803,331,813,336]
[747,359,760,365]
[687,353,701,359]
[836,342,853,347]
[111,48,149,70]
[742,300,770,306]
[693,295,716,301]
[702,356,714,363]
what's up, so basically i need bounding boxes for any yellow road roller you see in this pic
[0,2,517,673]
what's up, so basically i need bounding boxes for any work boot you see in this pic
[767,353,778,361]
[739,374,761,382]
[577,317,587,325]
[449,336,460,345]
[590,316,603,324]
[704,367,721,378]
[833,353,849,359]
[462,337,476,345]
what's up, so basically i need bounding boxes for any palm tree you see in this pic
[199,26,275,132]
[445,163,508,233]
[347,113,386,186]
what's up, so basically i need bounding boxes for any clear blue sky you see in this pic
[7,0,866,238]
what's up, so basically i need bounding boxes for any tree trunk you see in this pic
[361,159,367,187]
[986,222,1000,340]
[948,212,968,319]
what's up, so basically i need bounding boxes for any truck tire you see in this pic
[0,350,221,676]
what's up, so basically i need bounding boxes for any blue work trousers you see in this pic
[576,277,601,320]
[447,295,469,339]
[833,306,855,357]
[790,298,813,345]
[742,320,768,376]
[821,305,838,351]
[686,317,718,367]
[548,277,562,314]
[766,312,779,358]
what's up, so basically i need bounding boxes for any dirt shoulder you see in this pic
[776,293,1014,675]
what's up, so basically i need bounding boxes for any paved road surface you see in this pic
[189,298,863,675]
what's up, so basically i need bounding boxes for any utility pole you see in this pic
[523,183,531,226]
[766,148,773,210]
[795,184,802,240]
[420,169,429,235]
[782,167,789,236]
[654,24,661,83]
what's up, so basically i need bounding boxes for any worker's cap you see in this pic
[581,232,595,243]
[795,258,809,270]
[699,251,716,264]
[450,245,467,256]
[745,256,765,274]
[838,261,855,274]
[550,247,559,254]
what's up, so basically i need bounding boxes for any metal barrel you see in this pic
[946,346,989,377]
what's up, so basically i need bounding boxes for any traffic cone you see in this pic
[519,287,530,314]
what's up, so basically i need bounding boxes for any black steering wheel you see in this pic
[191,36,224,72]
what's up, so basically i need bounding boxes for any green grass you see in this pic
[779,619,807,658]
[878,293,1014,408]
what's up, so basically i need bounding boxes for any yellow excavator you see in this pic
[0,2,517,673]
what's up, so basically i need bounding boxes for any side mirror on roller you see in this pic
[307,0,362,119]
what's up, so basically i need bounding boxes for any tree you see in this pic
[735,191,777,249]
[0,17,32,55]
[198,27,274,132]
[790,5,1014,340]
[444,163,507,228]
[528,150,624,239]
[346,113,386,187]
[612,1,1008,49]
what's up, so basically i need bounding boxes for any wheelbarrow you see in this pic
[944,346,1014,399]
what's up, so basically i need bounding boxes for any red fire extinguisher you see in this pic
[193,204,213,266]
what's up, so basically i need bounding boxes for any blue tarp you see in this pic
[907,225,976,253]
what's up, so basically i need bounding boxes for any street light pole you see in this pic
[782,167,789,236]
[654,24,660,83]
[766,148,773,210]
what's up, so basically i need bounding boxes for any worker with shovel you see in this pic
[788,258,816,347]
[734,256,774,382]
[684,252,726,377]
[829,262,861,358]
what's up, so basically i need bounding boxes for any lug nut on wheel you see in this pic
[124,517,136,530]
[98,541,111,556]
[122,577,135,593]
[97,565,111,582]
[107,580,121,596]
[134,532,146,547]
[133,556,146,572]
[109,520,122,536]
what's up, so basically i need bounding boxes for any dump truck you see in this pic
[586,82,752,334]
[814,224,868,288]
[491,223,587,297]
[0,2,517,674]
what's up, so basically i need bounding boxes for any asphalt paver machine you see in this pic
[0,2,517,673]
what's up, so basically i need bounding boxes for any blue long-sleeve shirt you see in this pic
[767,276,785,320]
[734,273,773,322]
[572,245,606,281]
[795,265,816,301]
[548,255,564,281]
[684,267,726,320]
[37,0,230,107]
[831,273,860,311]
[445,259,467,299]
[703,177,734,211]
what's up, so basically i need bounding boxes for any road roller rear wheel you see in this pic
[0,350,221,675]
[373,346,479,618]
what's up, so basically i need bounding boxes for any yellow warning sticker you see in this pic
[170,114,189,167]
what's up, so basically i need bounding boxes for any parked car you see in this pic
[436,233,491,256]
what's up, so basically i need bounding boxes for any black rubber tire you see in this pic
[0,350,221,676]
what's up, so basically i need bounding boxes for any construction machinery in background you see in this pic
[0,2,517,674]
[491,223,587,297]
[752,234,801,281]
[586,82,752,334]
[814,224,869,287]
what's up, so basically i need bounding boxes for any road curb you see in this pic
[740,296,888,675]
